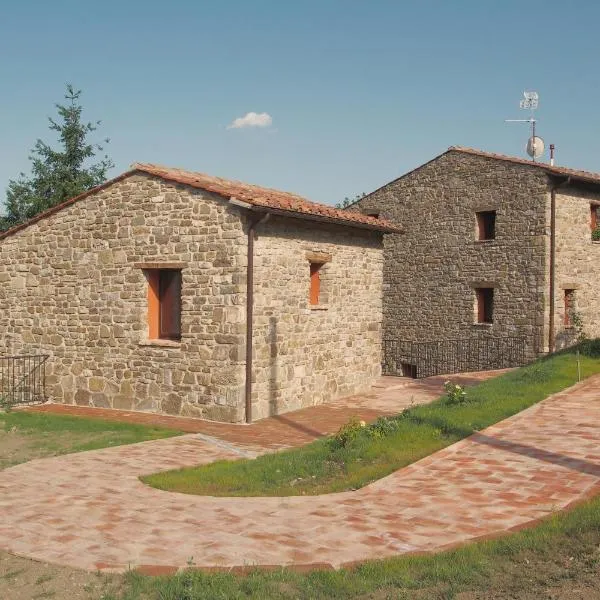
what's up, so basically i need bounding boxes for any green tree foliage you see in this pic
[335,192,365,209]
[1,85,113,231]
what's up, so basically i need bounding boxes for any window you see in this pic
[147,269,182,340]
[475,287,494,324]
[591,204,599,239]
[309,262,322,305]
[564,289,575,327]
[476,211,496,241]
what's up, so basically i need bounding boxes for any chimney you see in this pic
[550,144,555,166]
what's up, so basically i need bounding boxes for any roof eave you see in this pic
[243,205,403,234]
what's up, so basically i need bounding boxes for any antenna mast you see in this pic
[505,91,544,162]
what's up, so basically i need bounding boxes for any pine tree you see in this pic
[2,84,113,230]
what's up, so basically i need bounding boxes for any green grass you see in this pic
[143,343,600,497]
[103,492,600,599]
[0,410,181,467]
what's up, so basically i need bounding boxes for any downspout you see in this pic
[229,198,270,424]
[548,176,570,354]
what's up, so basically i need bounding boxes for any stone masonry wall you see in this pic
[251,217,384,420]
[0,174,248,422]
[355,151,550,362]
[553,186,600,349]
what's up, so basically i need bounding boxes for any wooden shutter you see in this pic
[159,270,182,340]
[147,270,160,339]
[592,205,598,231]
[564,290,574,326]
[309,263,321,305]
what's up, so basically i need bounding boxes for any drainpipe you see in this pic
[230,198,270,424]
[548,176,570,354]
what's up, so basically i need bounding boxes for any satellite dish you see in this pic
[527,136,545,159]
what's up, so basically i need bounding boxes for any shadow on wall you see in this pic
[555,329,580,351]
[269,316,278,416]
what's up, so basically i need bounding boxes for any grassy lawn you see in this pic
[143,342,600,497]
[0,410,181,469]
[106,492,600,599]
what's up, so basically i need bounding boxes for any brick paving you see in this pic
[1,372,599,573]
[25,371,501,449]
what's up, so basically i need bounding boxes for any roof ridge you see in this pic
[448,146,600,183]
[0,164,402,242]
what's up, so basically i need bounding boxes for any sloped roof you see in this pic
[449,146,600,184]
[355,146,600,205]
[0,165,401,242]
[133,163,400,232]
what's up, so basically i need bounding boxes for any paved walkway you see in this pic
[1,374,600,574]
[25,372,500,449]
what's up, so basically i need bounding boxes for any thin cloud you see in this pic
[227,111,273,129]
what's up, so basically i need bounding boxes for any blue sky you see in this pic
[1,0,599,208]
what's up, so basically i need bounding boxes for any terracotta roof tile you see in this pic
[133,163,401,233]
[449,146,600,184]
[0,165,402,242]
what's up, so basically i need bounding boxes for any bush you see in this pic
[367,416,402,439]
[443,381,468,405]
[577,338,600,358]
[512,360,553,384]
[592,227,600,242]
[328,417,366,449]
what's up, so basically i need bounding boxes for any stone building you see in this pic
[0,164,399,422]
[355,147,600,375]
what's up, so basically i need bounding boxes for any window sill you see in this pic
[308,304,329,311]
[474,239,496,244]
[139,339,182,348]
[472,322,493,327]
[592,240,600,245]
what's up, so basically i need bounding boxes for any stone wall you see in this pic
[553,186,600,349]
[355,151,550,363]
[0,174,248,422]
[251,217,384,420]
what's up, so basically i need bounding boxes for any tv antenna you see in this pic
[505,91,544,161]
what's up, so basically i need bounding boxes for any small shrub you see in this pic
[592,227,600,242]
[367,416,402,439]
[512,361,553,384]
[0,395,13,413]
[328,417,366,450]
[576,339,600,358]
[443,381,467,405]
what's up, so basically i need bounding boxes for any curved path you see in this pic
[1,376,600,573]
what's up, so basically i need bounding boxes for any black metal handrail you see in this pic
[0,354,49,407]
[383,337,527,378]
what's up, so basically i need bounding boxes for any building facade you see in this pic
[355,147,600,374]
[0,165,398,422]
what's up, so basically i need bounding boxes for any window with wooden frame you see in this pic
[475,287,494,324]
[476,211,496,241]
[564,289,575,327]
[309,262,323,305]
[146,269,182,340]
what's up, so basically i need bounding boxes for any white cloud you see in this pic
[227,111,273,129]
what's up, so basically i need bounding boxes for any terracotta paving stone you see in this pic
[1,372,599,572]
[23,371,503,449]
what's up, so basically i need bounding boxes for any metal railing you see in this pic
[0,354,49,407]
[382,337,527,378]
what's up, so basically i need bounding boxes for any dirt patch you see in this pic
[0,428,41,469]
[0,550,123,600]
[0,427,127,470]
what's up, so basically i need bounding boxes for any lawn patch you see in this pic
[118,492,600,599]
[0,411,181,469]
[142,345,600,497]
